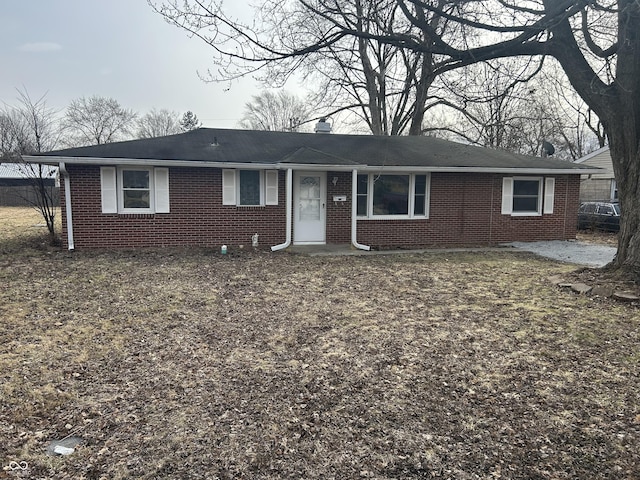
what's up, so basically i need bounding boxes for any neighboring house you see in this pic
[21,125,598,251]
[575,146,616,202]
[0,163,59,207]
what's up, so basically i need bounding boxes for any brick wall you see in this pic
[60,166,580,249]
[61,165,286,249]
[325,171,353,244]
[354,173,580,248]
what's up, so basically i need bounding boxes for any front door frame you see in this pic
[293,170,327,244]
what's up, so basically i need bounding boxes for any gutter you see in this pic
[58,162,75,251]
[23,156,603,176]
[271,168,293,251]
[351,169,370,251]
[25,155,281,170]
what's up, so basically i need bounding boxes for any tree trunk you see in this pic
[407,60,434,136]
[543,0,640,279]
[607,127,640,277]
[601,0,640,279]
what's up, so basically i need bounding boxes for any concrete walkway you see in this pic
[506,240,616,267]
[287,244,502,257]
[287,241,617,267]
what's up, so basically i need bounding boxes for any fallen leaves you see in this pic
[1,208,639,479]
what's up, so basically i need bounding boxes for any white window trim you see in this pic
[504,176,544,217]
[222,168,278,207]
[118,167,155,214]
[357,172,430,220]
[100,166,170,214]
[237,169,265,206]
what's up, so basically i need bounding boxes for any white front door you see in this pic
[293,171,326,244]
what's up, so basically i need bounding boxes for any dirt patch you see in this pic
[560,266,640,300]
[576,230,618,246]
[1,208,639,479]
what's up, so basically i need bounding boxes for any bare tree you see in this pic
[540,63,607,157]
[179,111,202,132]
[151,0,456,136]
[136,108,182,138]
[0,110,30,155]
[427,59,603,161]
[426,59,544,152]
[150,0,640,278]
[282,0,447,135]
[63,95,136,146]
[239,90,310,132]
[1,90,60,239]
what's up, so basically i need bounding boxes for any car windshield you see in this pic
[580,203,597,213]
[613,204,621,215]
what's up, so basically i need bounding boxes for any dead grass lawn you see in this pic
[1,208,639,479]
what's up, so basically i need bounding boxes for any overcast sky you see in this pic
[0,0,275,129]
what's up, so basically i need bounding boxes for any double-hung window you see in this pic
[502,176,555,216]
[222,169,278,206]
[100,166,170,214]
[238,170,261,205]
[121,169,151,210]
[357,173,430,219]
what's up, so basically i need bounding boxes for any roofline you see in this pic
[574,145,609,164]
[352,165,601,175]
[22,155,600,175]
[24,155,280,170]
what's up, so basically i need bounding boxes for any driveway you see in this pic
[507,240,616,267]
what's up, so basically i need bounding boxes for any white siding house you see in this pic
[575,146,616,202]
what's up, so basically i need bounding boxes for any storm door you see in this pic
[293,172,326,244]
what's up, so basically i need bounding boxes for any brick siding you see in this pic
[356,173,579,248]
[61,165,286,249]
[60,166,579,249]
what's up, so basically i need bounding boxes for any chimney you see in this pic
[314,118,332,134]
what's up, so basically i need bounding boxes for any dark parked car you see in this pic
[578,201,620,232]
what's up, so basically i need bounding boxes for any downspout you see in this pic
[351,169,370,251]
[271,168,293,251]
[59,162,75,251]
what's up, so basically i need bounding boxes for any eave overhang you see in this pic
[21,155,602,176]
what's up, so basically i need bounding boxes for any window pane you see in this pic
[512,179,540,213]
[414,175,427,216]
[357,175,368,195]
[300,199,321,221]
[599,205,613,215]
[300,176,320,199]
[123,189,150,209]
[373,175,409,215]
[513,180,539,196]
[414,195,425,215]
[239,170,261,205]
[298,175,321,220]
[357,174,368,216]
[123,170,149,189]
[513,197,538,212]
[357,195,368,216]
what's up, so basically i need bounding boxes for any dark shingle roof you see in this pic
[38,128,590,171]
